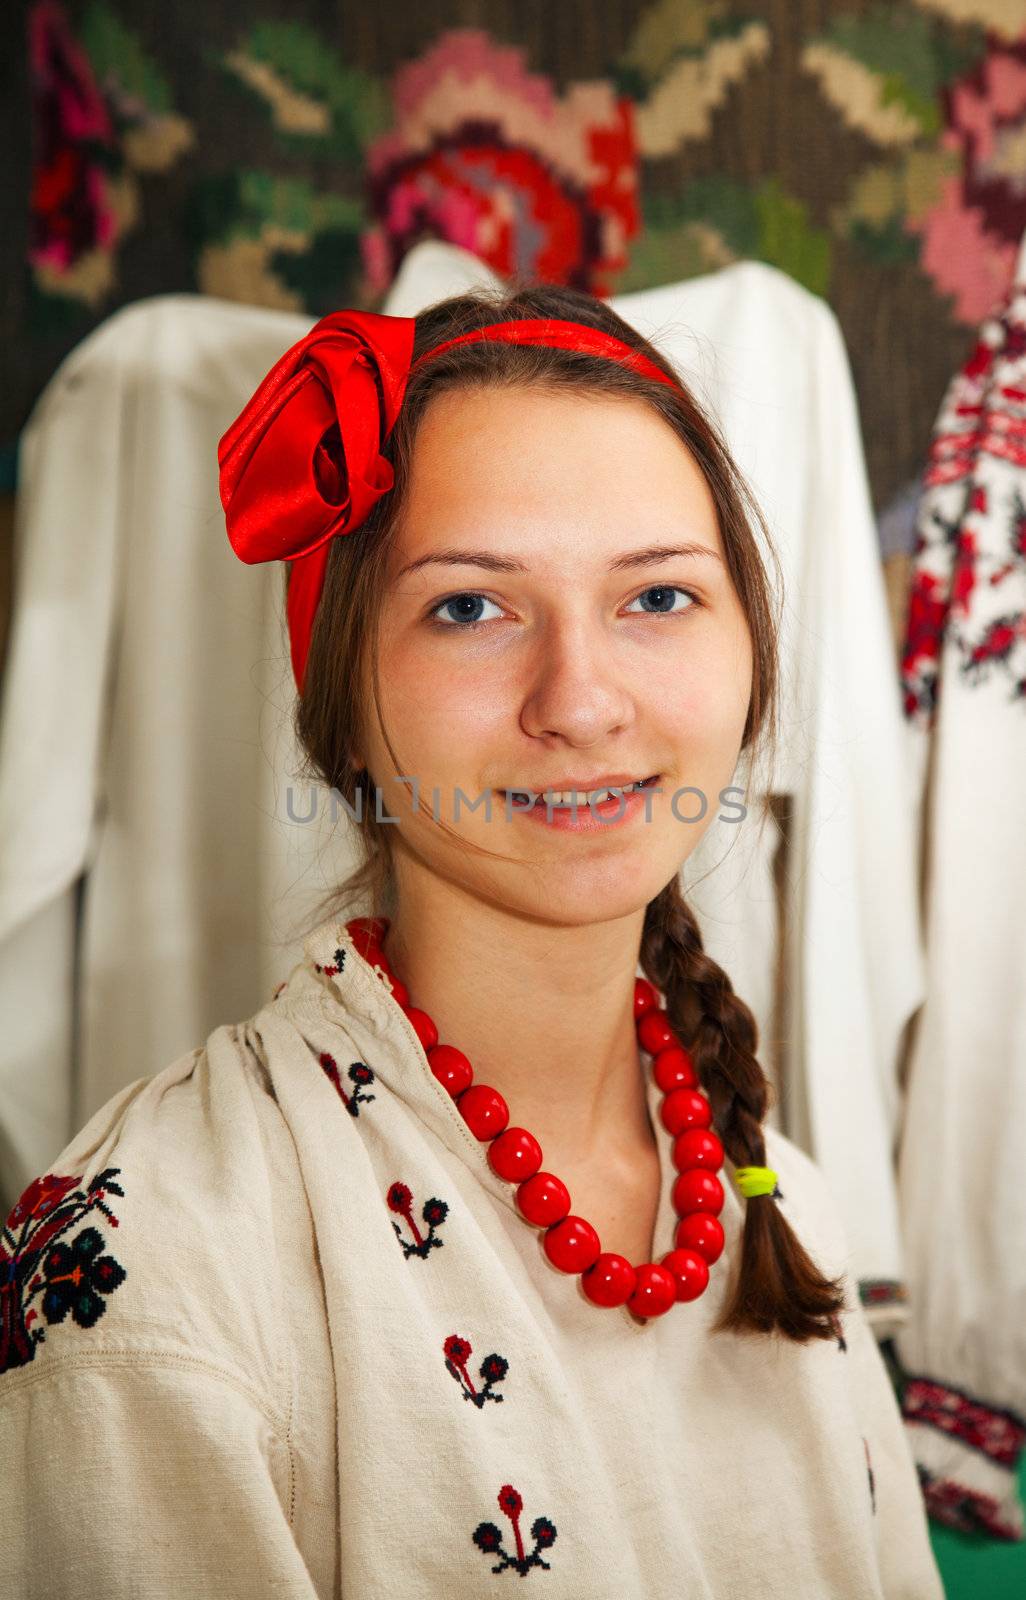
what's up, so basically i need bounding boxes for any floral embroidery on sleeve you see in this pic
[473,1484,557,1575]
[1,1167,127,1374]
[386,1181,448,1258]
[443,1334,508,1407]
[319,1051,376,1116]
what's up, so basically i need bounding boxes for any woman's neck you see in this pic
[381,881,655,1165]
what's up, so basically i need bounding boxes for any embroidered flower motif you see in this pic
[319,1051,376,1116]
[1,1167,127,1374]
[387,1181,448,1258]
[443,1333,509,1407]
[473,1482,557,1575]
[361,29,639,297]
[29,1,193,310]
[314,946,348,979]
[904,44,1026,327]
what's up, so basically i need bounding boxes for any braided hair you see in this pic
[641,878,845,1340]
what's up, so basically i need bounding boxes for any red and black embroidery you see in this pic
[1,1167,127,1374]
[859,1278,908,1313]
[864,1438,876,1514]
[916,1463,1018,1540]
[387,1181,448,1258]
[443,1334,508,1407]
[314,947,348,979]
[902,1374,1025,1470]
[901,286,1026,724]
[319,1051,376,1117]
[473,1484,557,1575]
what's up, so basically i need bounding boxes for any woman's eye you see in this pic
[624,585,699,615]
[429,593,505,628]
[428,585,699,630]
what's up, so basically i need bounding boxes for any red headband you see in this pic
[218,310,677,696]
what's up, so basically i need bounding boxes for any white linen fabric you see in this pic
[0,246,921,1338]
[895,271,1026,1539]
[0,915,944,1599]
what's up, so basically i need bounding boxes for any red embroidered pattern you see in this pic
[901,287,1026,722]
[902,1374,1026,1470]
[473,1484,557,1575]
[319,1051,376,1117]
[1,1167,127,1373]
[858,1278,908,1311]
[917,1464,1021,1541]
[443,1334,509,1407]
[313,946,349,979]
[386,1181,449,1258]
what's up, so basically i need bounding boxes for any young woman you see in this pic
[1,285,944,1597]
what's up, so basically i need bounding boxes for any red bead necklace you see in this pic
[344,917,727,1321]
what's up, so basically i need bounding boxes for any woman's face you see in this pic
[358,383,754,926]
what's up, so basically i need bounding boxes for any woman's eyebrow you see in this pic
[396,542,723,579]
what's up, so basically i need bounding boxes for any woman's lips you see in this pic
[496,774,660,832]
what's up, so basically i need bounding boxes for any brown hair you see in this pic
[289,279,845,1343]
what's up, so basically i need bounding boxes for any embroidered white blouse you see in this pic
[1,916,944,1599]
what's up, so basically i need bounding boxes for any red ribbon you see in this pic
[218,310,415,695]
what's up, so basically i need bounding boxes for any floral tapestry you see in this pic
[13,0,1026,517]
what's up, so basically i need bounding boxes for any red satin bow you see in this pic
[218,310,415,695]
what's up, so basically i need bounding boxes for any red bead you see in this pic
[633,977,660,1019]
[488,1127,543,1182]
[581,1252,637,1307]
[403,1006,439,1051]
[516,1172,571,1227]
[626,1262,677,1319]
[384,975,409,1006]
[672,1169,725,1216]
[426,1044,473,1098]
[653,1045,698,1093]
[675,1212,725,1264]
[457,1084,509,1140]
[671,1128,724,1172]
[660,1087,712,1136]
[543,1215,601,1274]
[660,1248,710,1302]
[637,1009,676,1055]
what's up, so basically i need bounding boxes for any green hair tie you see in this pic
[734,1165,778,1199]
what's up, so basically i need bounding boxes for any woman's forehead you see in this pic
[395,385,721,566]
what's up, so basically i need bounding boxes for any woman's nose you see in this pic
[518,616,635,747]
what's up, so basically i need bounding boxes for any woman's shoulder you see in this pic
[0,1019,302,1405]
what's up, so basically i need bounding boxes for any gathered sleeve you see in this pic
[1,1355,321,1599]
